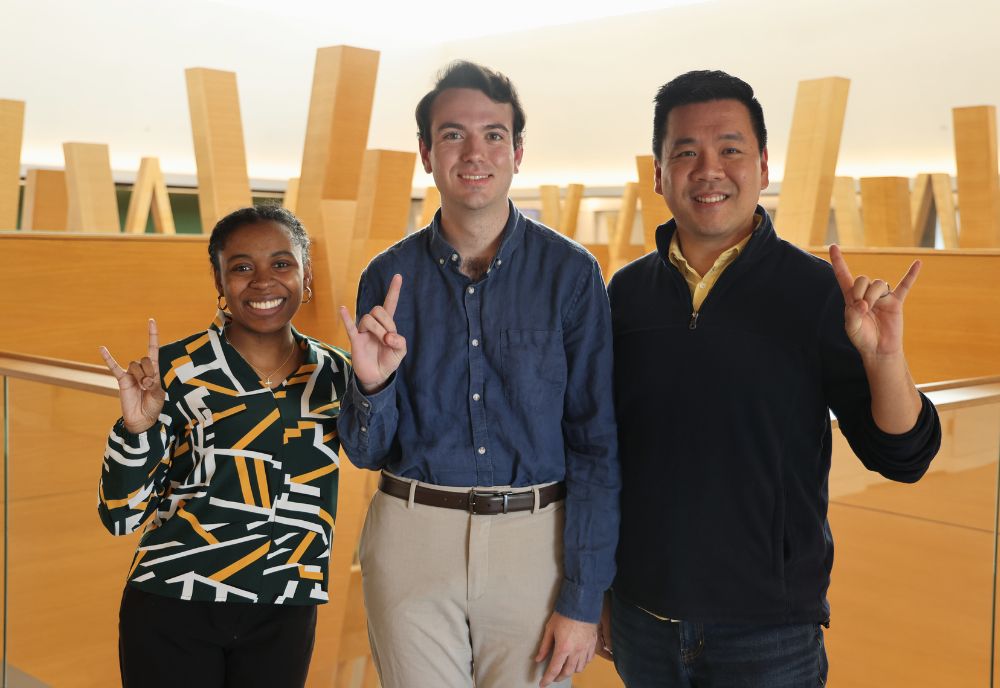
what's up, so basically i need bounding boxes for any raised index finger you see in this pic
[148,318,160,365]
[891,259,922,302]
[828,244,855,298]
[382,274,403,318]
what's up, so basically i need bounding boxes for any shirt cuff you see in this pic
[348,372,396,416]
[553,579,603,624]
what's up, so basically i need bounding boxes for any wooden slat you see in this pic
[953,105,1000,248]
[295,46,380,235]
[539,184,561,229]
[419,185,440,228]
[636,155,671,252]
[63,142,120,233]
[860,177,912,247]
[20,169,67,231]
[775,77,851,246]
[832,176,864,247]
[283,177,300,213]
[609,182,640,274]
[910,173,934,246]
[561,183,584,238]
[185,67,252,233]
[932,173,959,249]
[123,157,175,235]
[316,199,357,349]
[0,99,25,230]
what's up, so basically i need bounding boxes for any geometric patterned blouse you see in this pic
[98,312,350,606]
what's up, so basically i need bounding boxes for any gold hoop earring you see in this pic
[302,286,313,305]
[217,295,228,311]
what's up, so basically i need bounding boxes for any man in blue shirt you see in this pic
[337,61,620,688]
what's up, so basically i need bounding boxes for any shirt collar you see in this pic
[211,310,315,365]
[427,199,525,272]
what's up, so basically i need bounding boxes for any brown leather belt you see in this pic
[378,473,566,515]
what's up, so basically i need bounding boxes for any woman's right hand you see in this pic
[100,319,166,434]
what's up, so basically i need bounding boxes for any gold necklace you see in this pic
[225,333,297,389]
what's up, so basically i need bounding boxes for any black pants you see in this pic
[119,585,317,688]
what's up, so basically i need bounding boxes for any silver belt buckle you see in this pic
[468,489,513,514]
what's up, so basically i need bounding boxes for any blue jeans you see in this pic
[610,590,828,687]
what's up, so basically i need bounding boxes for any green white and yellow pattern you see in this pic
[98,313,350,606]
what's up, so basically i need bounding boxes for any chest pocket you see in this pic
[500,329,566,411]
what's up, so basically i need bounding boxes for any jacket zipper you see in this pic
[689,311,700,330]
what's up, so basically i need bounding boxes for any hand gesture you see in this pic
[339,274,407,394]
[100,319,166,434]
[829,244,921,360]
[535,611,597,687]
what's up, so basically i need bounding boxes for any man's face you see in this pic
[655,98,768,247]
[419,88,523,216]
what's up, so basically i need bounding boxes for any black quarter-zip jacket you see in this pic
[608,207,941,624]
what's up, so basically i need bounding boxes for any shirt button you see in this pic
[360,425,368,433]
[478,446,486,455]
[451,253,459,262]
[699,283,706,289]
[471,339,479,347]
[362,400,370,409]
[496,259,502,266]
[472,393,481,401]
[438,257,445,265]
[467,286,475,295]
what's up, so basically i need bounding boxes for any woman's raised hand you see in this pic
[100,319,166,434]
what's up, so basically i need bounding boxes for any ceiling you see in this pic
[3,0,996,191]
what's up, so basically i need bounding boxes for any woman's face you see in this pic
[214,220,311,337]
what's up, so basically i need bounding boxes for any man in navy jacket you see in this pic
[603,70,940,686]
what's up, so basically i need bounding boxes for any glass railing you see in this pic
[2,352,999,687]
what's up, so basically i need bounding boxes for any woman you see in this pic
[97,205,349,687]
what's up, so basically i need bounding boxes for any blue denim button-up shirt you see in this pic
[338,202,620,622]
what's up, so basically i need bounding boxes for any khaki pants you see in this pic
[358,475,570,688]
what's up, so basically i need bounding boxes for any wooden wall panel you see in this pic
[775,77,851,247]
[419,185,440,228]
[0,99,25,230]
[805,247,1000,383]
[953,106,1000,248]
[561,183,584,238]
[20,169,67,231]
[540,184,561,229]
[832,176,864,247]
[295,46,380,235]
[185,68,252,233]
[636,155,671,252]
[63,143,120,233]
[860,177,912,247]
[123,157,175,235]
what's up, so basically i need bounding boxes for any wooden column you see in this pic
[953,106,1000,247]
[20,170,67,231]
[636,155,671,253]
[0,100,25,230]
[185,68,252,233]
[910,174,934,246]
[775,77,851,246]
[124,157,175,234]
[860,177,911,247]
[609,182,640,274]
[539,185,561,228]
[561,183,584,238]
[832,177,864,247]
[419,186,440,227]
[63,143,120,232]
[295,46,380,235]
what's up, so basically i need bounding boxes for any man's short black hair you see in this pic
[208,205,310,274]
[416,60,526,150]
[652,70,767,160]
